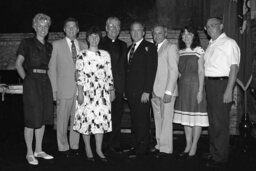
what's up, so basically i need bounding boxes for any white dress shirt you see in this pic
[66,37,80,53]
[204,33,240,77]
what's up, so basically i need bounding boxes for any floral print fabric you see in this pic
[73,50,113,135]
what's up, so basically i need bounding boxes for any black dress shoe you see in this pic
[86,157,95,162]
[70,149,80,156]
[149,147,159,154]
[96,154,108,162]
[178,152,188,158]
[186,154,197,160]
[205,160,226,168]
[156,152,172,159]
[59,150,71,158]
[201,153,212,161]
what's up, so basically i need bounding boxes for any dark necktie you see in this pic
[71,40,77,63]
[128,43,136,64]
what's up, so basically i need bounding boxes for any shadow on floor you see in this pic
[0,126,256,171]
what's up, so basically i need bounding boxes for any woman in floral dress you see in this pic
[73,26,115,162]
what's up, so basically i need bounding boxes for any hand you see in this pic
[163,93,172,103]
[141,92,150,103]
[77,93,84,105]
[223,88,233,103]
[56,99,60,106]
[197,91,203,104]
[110,90,116,102]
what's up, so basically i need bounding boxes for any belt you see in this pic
[206,77,228,80]
[32,69,47,74]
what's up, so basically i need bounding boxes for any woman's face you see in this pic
[182,29,194,47]
[34,20,49,38]
[88,33,100,48]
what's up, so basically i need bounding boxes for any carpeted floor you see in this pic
[0,126,256,171]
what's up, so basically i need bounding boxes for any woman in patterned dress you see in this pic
[173,26,209,158]
[73,26,115,162]
[16,13,54,165]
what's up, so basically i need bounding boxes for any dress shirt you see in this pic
[157,39,166,52]
[204,33,240,77]
[66,37,80,53]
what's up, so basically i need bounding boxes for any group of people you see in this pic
[15,12,240,169]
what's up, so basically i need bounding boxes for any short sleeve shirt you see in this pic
[17,37,52,71]
[204,33,240,77]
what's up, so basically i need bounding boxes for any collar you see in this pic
[209,33,226,44]
[66,37,77,44]
[133,38,143,47]
[157,39,167,50]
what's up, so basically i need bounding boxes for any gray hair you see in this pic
[106,17,121,27]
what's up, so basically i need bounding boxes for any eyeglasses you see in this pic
[204,23,220,30]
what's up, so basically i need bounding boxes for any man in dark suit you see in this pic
[99,17,127,153]
[126,21,158,157]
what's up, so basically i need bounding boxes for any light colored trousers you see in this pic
[151,96,175,154]
[57,95,80,151]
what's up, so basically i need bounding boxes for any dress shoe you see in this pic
[26,155,38,165]
[59,150,71,158]
[34,151,54,160]
[201,152,212,161]
[122,147,135,153]
[70,149,80,156]
[186,154,197,160]
[205,160,226,168]
[149,147,159,154]
[127,150,137,158]
[178,152,188,158]
[155,152,172,159]
[86,157,95,162]
[96,154,108,162]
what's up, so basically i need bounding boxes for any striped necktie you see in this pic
[128,43,136,64]
[71,40,77,63]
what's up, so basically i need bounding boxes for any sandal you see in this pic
[26,155,38,165]
[34,151,54,160]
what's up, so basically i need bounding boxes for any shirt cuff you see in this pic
[165,91,173,96]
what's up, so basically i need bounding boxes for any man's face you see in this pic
[106,19,120,40]
[130,23,144,42]
[205,18,223,40]
[64,21,79,40]
[153,26,166,44]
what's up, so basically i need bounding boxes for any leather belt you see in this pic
[32,69,47,74]
[206,77,228,80]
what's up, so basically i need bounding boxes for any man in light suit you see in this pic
[48,18,87,157]
[151,24,179,158]
[126,21,158,158]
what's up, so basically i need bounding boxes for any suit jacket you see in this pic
[153,39,179,97]
[99,36,127,94]
[126,39,158,95]
[48,38,87,99]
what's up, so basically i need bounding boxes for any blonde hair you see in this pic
[32,13,51,28]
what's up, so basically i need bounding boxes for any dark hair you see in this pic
[178,25,201,50]
[63,17,79,29]
[86,26,102,44]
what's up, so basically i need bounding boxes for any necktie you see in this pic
[71,40,77,63]
[128,43,136,64]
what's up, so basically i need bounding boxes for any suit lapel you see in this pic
[133,39,146,57]
[158,39,168,55]
[62,38,74,64]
